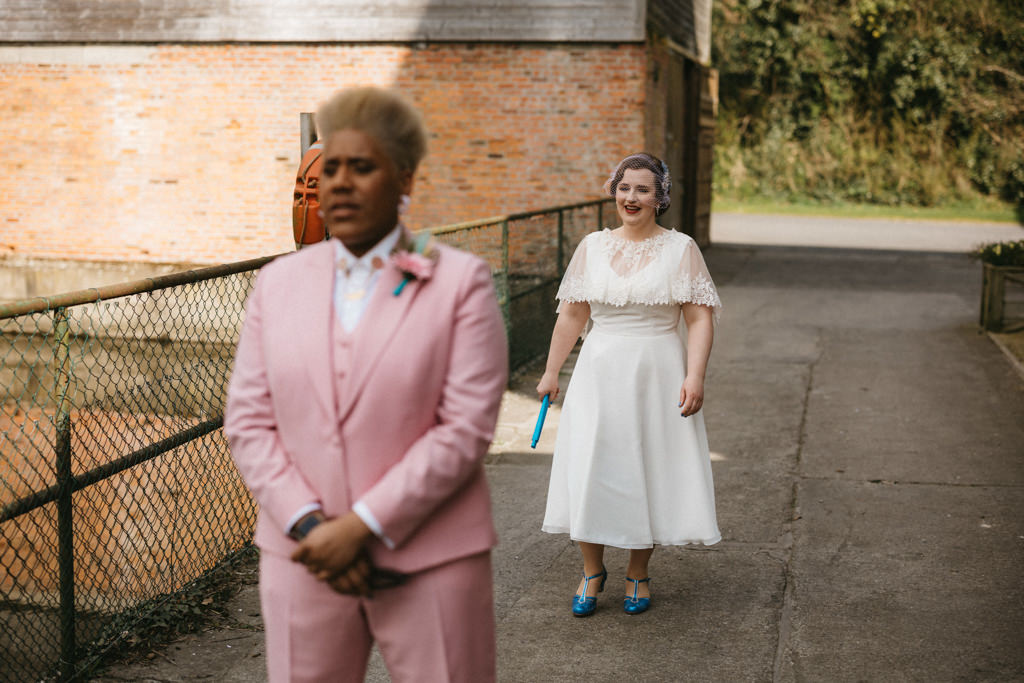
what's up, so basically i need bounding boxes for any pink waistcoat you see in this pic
[330,310,356,503]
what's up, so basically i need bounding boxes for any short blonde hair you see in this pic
[315,87,428,174]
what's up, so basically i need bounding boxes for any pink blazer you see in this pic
[224,238,508,574]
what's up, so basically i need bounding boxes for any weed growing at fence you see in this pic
[76,547,259,680]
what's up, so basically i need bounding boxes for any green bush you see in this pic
[712,0,1024,213]
[972,240,1024,266]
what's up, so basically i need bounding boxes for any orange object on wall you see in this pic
[292,140,326,248]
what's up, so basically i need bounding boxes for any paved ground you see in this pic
[712,212,1024,252]
[96,214,1024,682]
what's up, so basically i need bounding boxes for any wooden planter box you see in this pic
[980,262,1024,331]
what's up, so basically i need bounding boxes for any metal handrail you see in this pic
[0,255,281,320]
[0,197,612,320]
[427,197,608,235]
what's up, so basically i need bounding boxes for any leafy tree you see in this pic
[712,0,1024,210]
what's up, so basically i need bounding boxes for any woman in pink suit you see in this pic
[225,87,508,682]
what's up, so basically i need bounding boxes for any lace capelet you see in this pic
[556,229,722,323]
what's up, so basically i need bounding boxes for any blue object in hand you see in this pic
[531,394,551,449]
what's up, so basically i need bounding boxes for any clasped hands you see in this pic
[290,512,405,596]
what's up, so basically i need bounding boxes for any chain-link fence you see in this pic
[432,198,611,368]
[0,258,273,681]
[0,198,610,681]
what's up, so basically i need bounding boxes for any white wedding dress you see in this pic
[541,228,723,548]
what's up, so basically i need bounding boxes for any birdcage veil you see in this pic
[603,153,672,214]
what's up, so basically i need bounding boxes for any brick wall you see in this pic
[0,43,646,265]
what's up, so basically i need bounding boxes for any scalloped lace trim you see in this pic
[672,273,722,309]
[558,273,722,310]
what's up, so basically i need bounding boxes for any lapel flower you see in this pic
[391,230,439,296]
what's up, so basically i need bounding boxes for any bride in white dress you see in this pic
[536,153,722,617]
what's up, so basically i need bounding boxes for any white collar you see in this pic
[333,226,403,272]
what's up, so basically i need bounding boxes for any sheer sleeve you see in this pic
[555,233,592,304]
[672,239,722,324]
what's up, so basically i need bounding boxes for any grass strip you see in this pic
[713,197,1021,224]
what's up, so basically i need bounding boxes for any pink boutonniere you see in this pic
[391,231,439,296]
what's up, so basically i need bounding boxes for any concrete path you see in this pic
[712,212,1024,252]
[96,215,1024,682]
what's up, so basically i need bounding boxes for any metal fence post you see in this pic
[597,201,604,233]
[300,112,316,157]
[53,307,76,681]
[499,219,510,332]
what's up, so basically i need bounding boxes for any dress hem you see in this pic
[541,525,721,549]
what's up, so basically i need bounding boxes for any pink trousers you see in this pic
[259,550,495,683]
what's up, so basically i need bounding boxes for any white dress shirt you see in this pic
[285,227,403,548]
[332,228,402,333]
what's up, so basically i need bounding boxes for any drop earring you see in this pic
[398,194,411,215]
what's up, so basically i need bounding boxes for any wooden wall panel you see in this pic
[647,0,711,65]
[0,0,645,43]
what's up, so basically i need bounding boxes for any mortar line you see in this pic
[773,332,821,683]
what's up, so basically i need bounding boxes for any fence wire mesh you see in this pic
[433,199,610,368]
[0,267,265,681]
[0,198,610,681]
